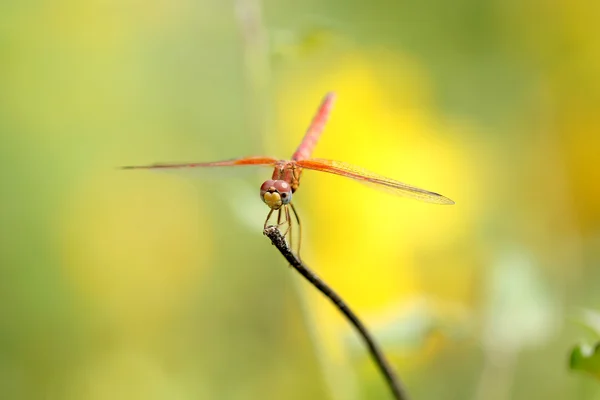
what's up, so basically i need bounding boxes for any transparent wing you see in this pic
[121,156,279,170]
[295,158,455,205]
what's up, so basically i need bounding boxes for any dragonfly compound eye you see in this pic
[260,180,292,209]
[273,180,292,204]
[279,191,292,204]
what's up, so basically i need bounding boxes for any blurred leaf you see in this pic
[346,297,471,355]
[576,309,600,338]
[570,342,600,380]
[482,249,558,352]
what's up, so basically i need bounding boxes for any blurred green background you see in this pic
[1,0,600,399]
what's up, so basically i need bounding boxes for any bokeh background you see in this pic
[1,0,599,399]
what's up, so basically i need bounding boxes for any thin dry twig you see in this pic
[263,226,410,400]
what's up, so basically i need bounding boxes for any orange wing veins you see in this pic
[295,158,455,205]
[121,156,279,170]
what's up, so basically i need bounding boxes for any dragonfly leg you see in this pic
[265,206,296,258]
[286,205,293,252]
[264,208,289,230]
[280,205,291,238]
[274,208,290,229]
[264,208,275,230]
[290,202,302,260]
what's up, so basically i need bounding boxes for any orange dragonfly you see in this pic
[123,92,454,253]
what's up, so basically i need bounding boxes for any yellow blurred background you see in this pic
[1,0,599,399]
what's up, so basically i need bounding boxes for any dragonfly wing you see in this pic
[292,92,336,161]
[122,156,279,170]
[121,156,280,181]
[295,158,455,205]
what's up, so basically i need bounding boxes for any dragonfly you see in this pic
[122,92,454,255]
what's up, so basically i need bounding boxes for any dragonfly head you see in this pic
[260,180,292,210]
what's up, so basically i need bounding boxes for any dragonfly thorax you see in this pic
[260,179,292,210]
